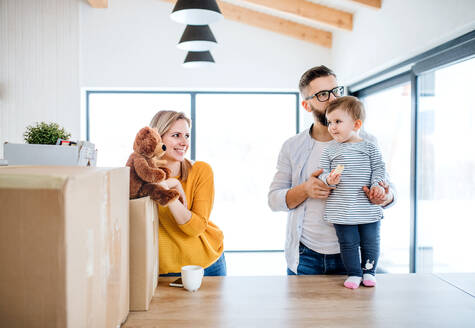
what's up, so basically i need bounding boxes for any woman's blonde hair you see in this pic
[149,110,193,181]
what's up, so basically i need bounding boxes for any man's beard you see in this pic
[311,108,328,126]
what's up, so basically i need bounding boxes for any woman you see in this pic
[150,110,226,276]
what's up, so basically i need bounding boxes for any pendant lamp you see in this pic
[178,25,217,51]
[170,0,222,25]
[183,51,215,68]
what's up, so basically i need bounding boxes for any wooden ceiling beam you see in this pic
[162,0,332,47]
[87,0,108,9]
[349,0,382,9]
[220,2,332,47]
[242,0,353,31]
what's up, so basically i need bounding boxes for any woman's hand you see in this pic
[164,178,187,208]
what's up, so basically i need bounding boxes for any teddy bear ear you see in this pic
[134,127,158,155]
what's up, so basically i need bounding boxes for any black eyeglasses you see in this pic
[305,86,344,102]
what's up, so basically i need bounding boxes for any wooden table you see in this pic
[435,272,475,297]
[123,274,475,327]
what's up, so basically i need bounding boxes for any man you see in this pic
[268,66,395,275]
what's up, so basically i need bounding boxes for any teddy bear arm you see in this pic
[161,166,172,179]
[134,156,167,183]
[129,169,143,199]
[141,183,180,206]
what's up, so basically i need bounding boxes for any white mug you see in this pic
[181,265,204,292]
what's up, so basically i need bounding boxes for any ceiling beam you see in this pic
[220,2,332,47]
[349,0,382,9]
[242,0,353,31]
[87,0,108,9]
[162,0,331,47]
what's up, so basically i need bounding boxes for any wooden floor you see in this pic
[123,273,475,328]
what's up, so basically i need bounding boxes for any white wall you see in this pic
[333,0,475,85]
[0,0,330,155]
[0,0,80,155]
[2,0,475,156]
[79,0,330,90]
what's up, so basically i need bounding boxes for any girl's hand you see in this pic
[363,181,393,205]
[326,170,341,185]
[303,169,334,199]
[370,185,385,200]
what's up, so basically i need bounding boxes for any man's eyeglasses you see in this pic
[305,86,344,102]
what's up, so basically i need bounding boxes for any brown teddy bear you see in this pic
[126,126,180,206]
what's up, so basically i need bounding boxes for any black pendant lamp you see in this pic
[183,51,215,68]
[178,25,217,51]
[170,0,223,25]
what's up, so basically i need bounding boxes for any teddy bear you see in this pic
[126,126,180,206]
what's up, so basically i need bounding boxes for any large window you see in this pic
[416,58,475,272]
[87,91,298,275]
[360,83,412,273]
[351,30,475,273]
[195,93,296,251]
[88,92,191,167]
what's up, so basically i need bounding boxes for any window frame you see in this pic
[349,29,475,273]
[85,90,300,258]
[85,90,300,162]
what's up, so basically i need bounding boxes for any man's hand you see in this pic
[304,169,334,199]
[370,185,385,199]
[363,181,392,205]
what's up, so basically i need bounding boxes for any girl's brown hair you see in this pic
[325,96,366,122]
[149,111,193,181]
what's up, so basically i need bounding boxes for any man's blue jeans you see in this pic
[160,253,227,277]
[334,221,380,277]
[287,242,346,275]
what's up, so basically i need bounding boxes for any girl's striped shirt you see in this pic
[319,140,385,225]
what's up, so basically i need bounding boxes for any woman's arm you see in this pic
[168,162,215,237]
[162,178,190,224]
[168,197,192,225]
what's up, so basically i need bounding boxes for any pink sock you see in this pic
[363,273,376,287]
[344,276,362,289]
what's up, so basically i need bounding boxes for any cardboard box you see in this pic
[3,142,97,166]
[105,168,130,325]
[129,197,159,311]
[0,166,129,328]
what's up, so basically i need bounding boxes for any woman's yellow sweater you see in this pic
[158,161,224,274]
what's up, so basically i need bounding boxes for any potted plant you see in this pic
[3,122,96,166]
[23,122,71,145]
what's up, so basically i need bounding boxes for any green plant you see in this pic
[23,122,71,145]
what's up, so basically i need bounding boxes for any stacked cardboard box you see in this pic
[0,166,129,328]
[129,196,159,311]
